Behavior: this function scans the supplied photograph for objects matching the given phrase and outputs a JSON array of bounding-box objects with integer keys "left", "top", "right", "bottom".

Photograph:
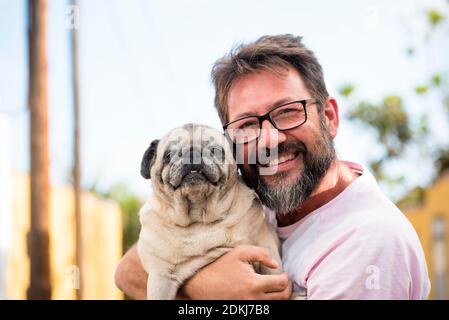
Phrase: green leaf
[
  {"left": 383, "top": 95, "right": 402, "bottom": 107},
  {"left": 415, "top": 85, "right": 428, "bottom": 95},
  {"left": 431, "top": 73, "right": 442, "bottom": 87},
  {"left": 339, "top": 84, "right": 355, "bottom": 97},
  {"left": 427, "top": 9, "right": 445, "bottom": 27}
]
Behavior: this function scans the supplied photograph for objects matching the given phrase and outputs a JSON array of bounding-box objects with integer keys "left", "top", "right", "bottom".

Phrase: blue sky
[{"left": 0, "top": 0, "right": 448, "bottom": 200}]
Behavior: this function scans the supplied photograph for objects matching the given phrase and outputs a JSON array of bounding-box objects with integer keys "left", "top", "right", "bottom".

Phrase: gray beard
[
  {"left": 241, "top": 117, "right": 336, "bottom": 216},
  {"left": 256, "top": 149, "right": 334, "bottom": 215}
]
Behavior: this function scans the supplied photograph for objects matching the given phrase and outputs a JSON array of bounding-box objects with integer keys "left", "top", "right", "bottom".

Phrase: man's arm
[
  {"left": 115, "top": 244, "right": 292, "bottom": 300},
  {"left": 114, "top": 244, "right": 147, "bottom": 300}
]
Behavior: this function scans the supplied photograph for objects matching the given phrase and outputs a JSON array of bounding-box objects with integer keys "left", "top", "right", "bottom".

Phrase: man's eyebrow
[{"left": 232, "top": 97, "right": 295, "bottom": 120}]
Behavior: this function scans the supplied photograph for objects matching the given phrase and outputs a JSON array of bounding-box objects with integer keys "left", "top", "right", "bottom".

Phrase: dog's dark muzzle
[
  {"left": 181, "top": 164, "right": 207, "bottom": 182},
  {"left": 180, "top": 147, "right": 208, "bottom": 183}
]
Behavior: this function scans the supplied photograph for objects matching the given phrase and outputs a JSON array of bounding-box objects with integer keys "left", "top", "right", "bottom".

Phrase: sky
[{"left": 0, "top": 0, "right": 448, "bottom": 200}]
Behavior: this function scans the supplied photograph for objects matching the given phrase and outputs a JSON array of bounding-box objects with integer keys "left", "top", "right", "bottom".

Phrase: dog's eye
[{"left": 164, "top": 150, "right": 173, "bottom": 162}]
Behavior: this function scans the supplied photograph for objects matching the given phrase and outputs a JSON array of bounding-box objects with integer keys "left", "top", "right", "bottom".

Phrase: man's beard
[{"left": 239, "top": 118, "right": 336, "bottom": 215}]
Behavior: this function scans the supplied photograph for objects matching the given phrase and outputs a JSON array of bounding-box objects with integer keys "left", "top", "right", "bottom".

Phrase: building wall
[
  {"left": 403, "top": 173, "right": 449, "bottom": 300},
  {"left": 5, "top": 172, "right": 124, "bottom": 300},
  {"left": 0, "top": 114, "right": 13, "bottom": 299}
]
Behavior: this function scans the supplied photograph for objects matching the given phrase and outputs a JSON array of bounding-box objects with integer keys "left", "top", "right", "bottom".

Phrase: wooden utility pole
[
  {"left": 27, "top": 0, "right": 51, "bottom": 300},
  {"left": 70, "top": 0, "right": 82, "bottom": 300}
]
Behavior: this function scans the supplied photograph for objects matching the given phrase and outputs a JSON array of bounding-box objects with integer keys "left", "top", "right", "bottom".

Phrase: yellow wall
[
  {"left": 402, "top": 172, "right": 449, "bottom": 300},
  {"left": 6, "top": 172, "right": 124, "bottom": 300}
]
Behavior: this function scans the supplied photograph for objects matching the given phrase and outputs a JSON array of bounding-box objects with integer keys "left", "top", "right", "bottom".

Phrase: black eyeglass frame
[{"left": 222, "top": 98, "right": 318, "bottom": 144}]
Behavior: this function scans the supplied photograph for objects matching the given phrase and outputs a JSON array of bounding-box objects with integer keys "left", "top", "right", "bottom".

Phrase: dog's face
[{"left": 141, "top": 124, "right": 238, "bottom": 212}]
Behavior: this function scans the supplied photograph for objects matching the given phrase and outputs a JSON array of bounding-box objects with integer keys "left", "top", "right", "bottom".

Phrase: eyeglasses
[{"left": 223, "top": 98, "right": 318, "bottom": 144}]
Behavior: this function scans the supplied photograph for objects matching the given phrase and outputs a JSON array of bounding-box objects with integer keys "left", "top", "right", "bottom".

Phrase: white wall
[{"left": 0, "top": 113, "right": 13, "bottom": 299}]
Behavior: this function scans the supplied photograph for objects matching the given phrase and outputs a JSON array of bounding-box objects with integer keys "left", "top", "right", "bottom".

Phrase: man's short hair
[{"left": 211, "top": 34, "right": 329, "bottom": 125}]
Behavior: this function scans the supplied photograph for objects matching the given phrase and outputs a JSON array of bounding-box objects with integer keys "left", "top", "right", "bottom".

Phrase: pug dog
[{"left": 137, "top": 123, "right": 282, "bottom": 300}]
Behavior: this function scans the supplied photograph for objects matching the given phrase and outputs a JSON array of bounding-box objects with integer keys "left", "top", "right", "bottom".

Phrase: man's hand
[
  {"left": 181, "top": 245, "right": 292, "bottom": 300},
  {"left": 115, "top": 244, "right": 291, "bottom": 300}
]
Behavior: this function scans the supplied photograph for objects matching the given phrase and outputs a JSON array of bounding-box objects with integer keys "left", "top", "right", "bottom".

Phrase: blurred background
[{"left": 0, "top": 0, "right": 448, "bottom": 300}]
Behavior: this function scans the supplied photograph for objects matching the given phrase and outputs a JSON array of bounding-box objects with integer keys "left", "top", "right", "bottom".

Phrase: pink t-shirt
[{"left": 265, "top": 162, "right": 431, "bottom": 300}]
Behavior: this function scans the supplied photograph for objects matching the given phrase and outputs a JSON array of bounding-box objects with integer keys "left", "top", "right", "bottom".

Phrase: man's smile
[
  {"left": 267, "top": 150, "right": 299, "bottom": 166},
  {"left": 258, "top": 150, "right": 302, "bottom": 173}
]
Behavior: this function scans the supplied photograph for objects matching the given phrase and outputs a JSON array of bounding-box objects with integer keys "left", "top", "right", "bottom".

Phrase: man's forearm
[
  {"left": 115, "top": 245, "right": 147, "bottom": 300},
  {"left": 115, "top": 244, "right": 190, "bottom": 299}
]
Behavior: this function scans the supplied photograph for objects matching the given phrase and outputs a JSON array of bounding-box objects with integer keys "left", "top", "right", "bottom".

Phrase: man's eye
[
  {"left": 239, "top": 121, "right": 258, "bottom": 129},
  {"left": 273, "top": 108, "right": 302, "bottom": 121},
  {"left": 282, "top": 108, "right": 297, "bottom": 113},
  {"left": 278, "top": 108, "right": 299, "bottom": 115}
]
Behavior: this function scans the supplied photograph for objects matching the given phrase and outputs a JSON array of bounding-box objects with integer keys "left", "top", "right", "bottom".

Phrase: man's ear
[
  {"left": 322, "top": 97, "right": 339, "bottom": 139},
  {"left": 141, "top": 139, "right": 160, "bottom": 179}
]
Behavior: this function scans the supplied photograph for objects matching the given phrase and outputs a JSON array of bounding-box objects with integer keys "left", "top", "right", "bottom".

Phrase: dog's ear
[{"left": 141, "top": 139, "right": 160, "bottom": 179}]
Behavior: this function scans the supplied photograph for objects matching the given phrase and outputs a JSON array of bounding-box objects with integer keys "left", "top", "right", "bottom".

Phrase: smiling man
[{"left": 115, "top": 34, "right": 430, "bottom": 300}]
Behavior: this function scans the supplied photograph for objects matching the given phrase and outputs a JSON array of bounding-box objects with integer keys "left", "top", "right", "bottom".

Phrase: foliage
[
  {"left": 340, "top": 3, "right": 449, "bottom": 203},
  {"left": 396, "top": 186, "right": 427, "bottom": 209},
  {"left": 89, "top": 182, "right": 142, "bottom": 253},
  {"left": 339, "top": 84, "right": 355, "bottom": 98},
  {"left": 436, "top": 148, "right": 449, "bottom": 176},
  {"left": 427, "top": 9, "right": 445, "bottom": 27},
  {"left": 106, "top": 183, "right": 142, "bottom": 253},
  {"left": 345, "top": 94, "right": 427, "bottom": 184}
]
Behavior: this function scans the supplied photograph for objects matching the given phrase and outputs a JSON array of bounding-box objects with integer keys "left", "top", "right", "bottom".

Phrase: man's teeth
[{"left": 268, "top": 153, "right": 297, "bottom": 166}]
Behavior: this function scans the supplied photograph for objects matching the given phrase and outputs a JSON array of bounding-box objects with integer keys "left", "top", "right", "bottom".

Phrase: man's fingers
[
  {"left": 255, "top": 272, "right": 290, "bottom": 293},
  {"left": 264, "top": 279, "right": 293, "bottom": 300},
  {"left": 236, "top": 245, "right": 279, "bottom": 269}
]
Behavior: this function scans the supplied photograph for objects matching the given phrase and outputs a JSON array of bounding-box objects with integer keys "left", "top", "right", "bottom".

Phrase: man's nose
[{"left": 258, "top": 120, "right": 286, "bottom": 150}]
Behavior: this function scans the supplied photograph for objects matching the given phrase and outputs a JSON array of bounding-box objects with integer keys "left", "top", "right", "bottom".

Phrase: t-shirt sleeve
[{"left": 305, "top": 219, "right": 431, "bottom": 300}]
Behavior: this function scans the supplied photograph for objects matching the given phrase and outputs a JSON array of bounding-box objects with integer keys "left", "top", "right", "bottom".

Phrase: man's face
[{"left": 227, "top": 66, "right": 337, "bottom": 215}]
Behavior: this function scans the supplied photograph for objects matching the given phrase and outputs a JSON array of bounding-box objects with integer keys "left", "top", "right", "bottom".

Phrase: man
[{"left": 115, "top": 34, "right": 430, "bottom": 299}]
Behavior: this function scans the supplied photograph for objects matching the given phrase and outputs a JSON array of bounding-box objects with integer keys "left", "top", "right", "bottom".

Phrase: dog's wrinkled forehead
[{"left": 161, "top": 124, "right": 226, "bottom": 150}]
